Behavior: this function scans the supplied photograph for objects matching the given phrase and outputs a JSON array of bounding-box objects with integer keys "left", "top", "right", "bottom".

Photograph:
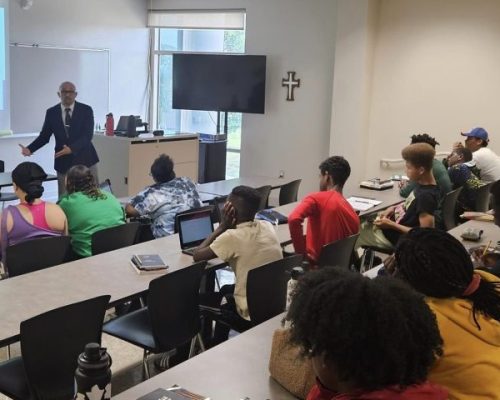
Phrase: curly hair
[
  {"left": 395, "top": 228, "right": 500, "bottom": 328},
  {"left": 410, "top": 133, "right": 440, "bottom": 148},
  {"left": 151, "top": 154, "right": 176, "bottom": 183},
  {"left": 65, "top": 165, "right": 105, "bottom": 200},
  {"left": 318, "top": 156, "right": 351, "bottom": 187},
  {"left": 11, "top": 162, "right": 47, "bottom": 204},
  {"left": 287, "top": 268, "right": 443, "bottom": 391}
]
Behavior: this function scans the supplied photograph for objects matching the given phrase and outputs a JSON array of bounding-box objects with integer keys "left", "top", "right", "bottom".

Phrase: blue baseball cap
[{"left": 461, "top": 127, "right": 489, "bottom": 142}]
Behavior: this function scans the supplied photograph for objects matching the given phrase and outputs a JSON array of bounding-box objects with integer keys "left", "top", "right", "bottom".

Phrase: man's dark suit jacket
[{"left": 27, "top": 101, "right": 99, "bottom": 173}]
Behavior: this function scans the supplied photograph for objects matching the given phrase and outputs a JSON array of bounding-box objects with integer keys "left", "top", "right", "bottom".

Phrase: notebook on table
[{"left": 178, "top": 209, "right": 215, "bottom": 256}]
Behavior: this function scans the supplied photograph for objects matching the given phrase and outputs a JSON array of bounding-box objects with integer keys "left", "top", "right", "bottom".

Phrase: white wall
[
  {"left": 2, "top": 0, "right": 149, "bottom": 177},
  {"left": 152, "top": 0, "right": 338, "bottom": 194},
  {"left": 329, "top": 0, "right": 379, "bottom": 194},
  {"left": 9, "top": 0, "right": 149, "bottom": 127},
  {"left": 364, "top": 0, "right": 500, "bottom": 178}
]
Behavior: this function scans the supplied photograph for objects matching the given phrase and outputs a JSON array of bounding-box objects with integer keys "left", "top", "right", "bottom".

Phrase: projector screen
[{"left": 0, "top": 0, "right": 9, "bottom": 131}]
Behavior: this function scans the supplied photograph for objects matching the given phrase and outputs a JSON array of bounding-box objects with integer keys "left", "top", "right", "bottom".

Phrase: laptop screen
[{"left": 178, "top": 210, "right": 214, "bottom": 249}]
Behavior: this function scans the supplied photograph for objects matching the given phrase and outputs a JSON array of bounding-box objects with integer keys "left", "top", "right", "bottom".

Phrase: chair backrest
[
  {"left": 148, "top": 262, "right": 206, "bottom": 351},
  {"left": 98, "top": 178, "right": 113, "bottom": 194},
  {"left": 317, "top": 233, "right": 360, "bottom": 269},
  {"left": 474, "top": 182, "right": 493, "bottom": 212},
  {"left": 0, "top": 160, "right": 4, "bottom": 173},
  {"left": 247, "top": 254, "right": 303, "bottom": 326},
  {"left": 173, "top": 205, "right": 214, "bottom": 234},
  {"left": 20, "top": 295, "right": 110, "bottom": 400},
  {"left": 91, "top": 222, "right": 140, "bottom": 255},
  {"left": 213, "top": 196, "right": 228, "bottom": 223},
  {"left": 441, "top": 187, "right": 463, "bottom": 230},
  {"left": 255, "top": 185, "right": 272, "bottom": 211},
  {"left": 279, "top": 179, "right": 302, "bottom": 206},
  {"left": 6, "top": 236, "right": 72, "bottom": 277}
]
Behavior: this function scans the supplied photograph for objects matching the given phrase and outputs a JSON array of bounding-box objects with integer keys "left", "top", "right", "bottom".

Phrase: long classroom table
[
  {"left": 0, "top": 234, "right": 199, "bottom": 347},
  {"left": 197, "top": 176, "right": 299, "bottom": 197},
  {"left": 113, "top": 314, "right": 296, "bottom": 400},
  {"left": 0, "top": 172, "right": 57, "bottom": 188},
  {"left": 0, "top": 187, "right": 403, "bottom": 347}
]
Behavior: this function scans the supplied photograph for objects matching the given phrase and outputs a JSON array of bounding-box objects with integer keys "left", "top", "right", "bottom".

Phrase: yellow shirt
[
  {"left": 427, "top": 270, "right": 500, "bottom": 400},
  {"left": 210, "top": 220, "right": 283, "bottom": 320}
]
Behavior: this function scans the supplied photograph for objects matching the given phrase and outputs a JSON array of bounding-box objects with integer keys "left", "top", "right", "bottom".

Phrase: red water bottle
[{"left": 105, "top": 113, "right": 114, "bottom": 136}]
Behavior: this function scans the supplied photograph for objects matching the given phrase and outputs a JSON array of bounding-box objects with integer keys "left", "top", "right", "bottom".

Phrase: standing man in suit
[{"left": 19, "top": 81, "right": 99, "bottom": 196}]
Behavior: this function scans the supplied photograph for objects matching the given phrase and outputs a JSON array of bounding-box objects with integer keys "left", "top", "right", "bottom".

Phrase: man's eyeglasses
[{"left": 60, "top": 90, "right": 76, "bottom": 94}]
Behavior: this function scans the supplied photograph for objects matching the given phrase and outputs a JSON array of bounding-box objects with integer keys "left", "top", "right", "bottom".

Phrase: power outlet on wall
[{"left": 278, "top": 170, "right": 285, "bottom": 178}]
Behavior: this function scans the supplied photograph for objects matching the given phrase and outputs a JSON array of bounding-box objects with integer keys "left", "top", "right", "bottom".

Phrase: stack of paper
[{"left": 347, "top": 196, "right": 382, "bottom": 212}]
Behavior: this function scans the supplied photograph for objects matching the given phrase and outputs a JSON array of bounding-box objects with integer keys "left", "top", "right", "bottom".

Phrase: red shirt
[{"left": 288, "top": 191, "right": 359, "bottom": 263}]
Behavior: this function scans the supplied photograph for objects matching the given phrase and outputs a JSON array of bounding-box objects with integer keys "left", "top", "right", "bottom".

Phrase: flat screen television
[{"left": 172, "top": 54, "right": 266, "bottom": 114}]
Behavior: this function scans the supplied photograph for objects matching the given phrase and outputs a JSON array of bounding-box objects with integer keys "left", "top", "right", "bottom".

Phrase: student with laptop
[
  {"left": 125, "top": 154, "right": 202, "bottom": 238},
  {"left": 193, "top": 185, "right": 283, "bottom": 346}
]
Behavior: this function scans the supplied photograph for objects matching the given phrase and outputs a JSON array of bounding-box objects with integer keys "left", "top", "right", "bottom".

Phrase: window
[{"left": 150, "top": 11, "right": 246, "bottom": 179}]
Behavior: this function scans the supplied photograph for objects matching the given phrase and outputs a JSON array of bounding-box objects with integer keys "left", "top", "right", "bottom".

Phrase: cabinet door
[{"left": 128, "top": 138, "right": 199, "bottom": 195}]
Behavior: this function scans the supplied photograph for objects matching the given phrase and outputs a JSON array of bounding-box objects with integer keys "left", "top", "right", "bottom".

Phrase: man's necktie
[{"left": 64, "top": 108, "right": 71, "bottom": 136}]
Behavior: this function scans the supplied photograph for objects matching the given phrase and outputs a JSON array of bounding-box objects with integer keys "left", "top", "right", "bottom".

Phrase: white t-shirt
[
  {"left": 210, "top": 220, "right": 283, "bottom": 320},
  {"left": 473, "top": 147, "right": 500, "bottom": 183}
]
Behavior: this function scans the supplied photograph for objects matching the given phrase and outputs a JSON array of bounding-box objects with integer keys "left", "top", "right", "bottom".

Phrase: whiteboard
[{"left": 10, "top": 44, "right": 109, "bottom": 133}]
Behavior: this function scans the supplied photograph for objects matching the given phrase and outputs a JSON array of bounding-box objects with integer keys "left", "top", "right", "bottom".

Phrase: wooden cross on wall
[{"left": 282, "top": 71, "right": 301, "bottom": 101}]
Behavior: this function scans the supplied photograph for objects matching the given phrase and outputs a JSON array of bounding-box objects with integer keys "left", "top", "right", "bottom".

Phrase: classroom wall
[
  {"left": 363, "top": 0, "right": 500, "bottom": 179},
  {"left": 9, "top": 0, "right": 149, "bottom": 127},
  {"left": 151, "top": 0, "right": 337, "bottom": 195}
]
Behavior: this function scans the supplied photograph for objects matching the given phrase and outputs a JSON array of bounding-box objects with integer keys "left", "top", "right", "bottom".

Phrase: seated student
[
  {"left": 393, "top": 228, "right": 500, "bottom": 400},
  {"left": 446, "top": 147, "right": 482, "bottom": 214},
  {"left": 399, "top": 134, "right": 452, "bottom": 198},
  {"left": 0, "top": 162, "right": 67, "bottom": 269},
  {"left": 58, "top": 165, "right": 125, "bottom": 257},
  {"left": 287, "top": 268, "right": 448, "bottom": 400},
  {"left": 357, "top": 143, "right": 440, "bottom": 250},
  {"left": 125, "top": 154, "right": 202, "bottom": 238},
  {"left": 454, "top": 127, "right": 500, "bottom": 183},
  {"left": 193, "top": 185, "right": 283, "bottom": 345},
  {"left": 288, "top": 156, "right": 359, "bottom": 265}
]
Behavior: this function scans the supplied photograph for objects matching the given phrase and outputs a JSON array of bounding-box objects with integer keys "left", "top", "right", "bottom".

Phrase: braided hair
[
  {"left": 65, "top": 165, "right": 105, "bottom": 200},
  {"left": 287, "top": 268, "right": 443, "bottom": 391},
  {"left": 395, "top": 228, "right": 500, "bottom": 328},
  {"left": 11, "top": 162, "right": 47, "bottom": 204}
]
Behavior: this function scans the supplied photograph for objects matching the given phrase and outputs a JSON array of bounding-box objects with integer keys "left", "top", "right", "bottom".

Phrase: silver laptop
[{"left": 177, "top": 209, "right": 214, "bottom": 256}]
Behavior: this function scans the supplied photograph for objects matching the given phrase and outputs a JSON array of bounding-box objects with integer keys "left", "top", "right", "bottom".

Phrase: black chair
[
  {"left": 441, "top": 187, "right": 463, "bottom": 230},
  {"left": 98, "top": 178, "right": 113, "bottom": 194},
  {"left": 91, "top": 221, "right": 140, "bottom": 255},
  {"left": 255, "top": 185, "right": 272, "bottom": 211},
  {"left": 103, "top": 262, "right": 206, "bottom": 378},
  {"left": 474, "top": 182, "right": 493, "bottom": 212},
  {"left": 173, "top": 205, "right": 214, "bottom": 234},
  {"left": 279, "top": 179, "right": 302, "bottom": 206},
  {"left": 0, "top": 295, "right": 110, "bottom": 400},
  {"left": 0, "top": 160, "right": 17, "bottom": 210},
  {"left": 213, "top": 196, "right": 228, "bottom": 223},
  {"left": 5, "top": 235, "right": 72, "bottom": 278},
  {"left": 247, "top": 254, "right": 303, "bottom": 326},
  {"left": 317, "top": 233, "right": 360, "bottom": 269},
  {"left": 204, "top": 255, "right": 303, "bottom": 336}
]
